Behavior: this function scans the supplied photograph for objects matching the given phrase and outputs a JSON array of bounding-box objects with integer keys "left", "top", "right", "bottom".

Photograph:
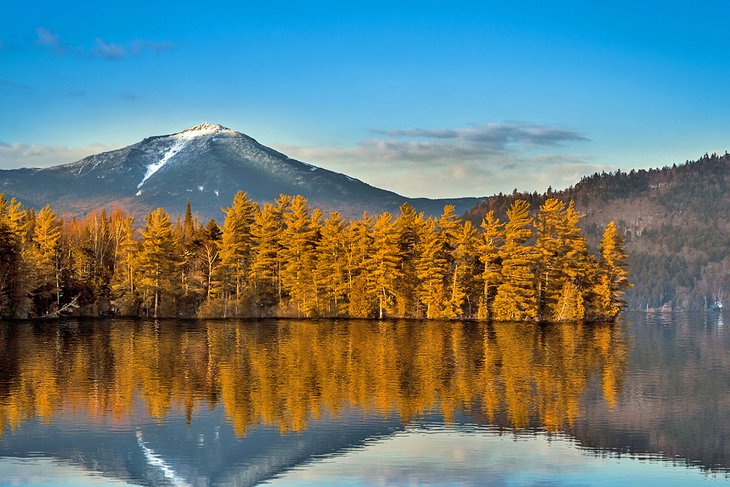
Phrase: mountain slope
[
  {"left": 465, "top": 152, "right": 730, "bottom": 310},
  {"left": 0, "top": 123, "right": 483, "bottom": 220}
]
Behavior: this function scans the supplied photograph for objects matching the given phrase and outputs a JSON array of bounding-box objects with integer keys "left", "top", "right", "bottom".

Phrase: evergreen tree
[
  {"left": 451, "top": 220, "right": 480, "bottom": 318},
  {"left": 315, "top": 212, "right": 349, "bottom": 316},
  {"left": 534, "top": 199, "right": 594, "bottom": 320},
  {"left": 0, "top": 195, "right": 31, "bottom": 318},
  {"left": 591, "top": 221, "right": 631, "bottom": 319},
  {"left": 438, "top": 205, "right": 462, "bottom": 318},
  {"left": 111, "top": 216, "right": 139, "bottom": 315},
  {"left": 478, "top": 211, "right": 503, "bottom": 319},
  {"left": 211, "top": 192, "right": 258, "bottom": 317},
  {"left": 493, "top": 200, "right": 538, "bottom": 321},
  {"left": 31, "top": 205, "right": 62, "bottom": 313},
  {"left": 280, "top": 195, "right": 318, "bottom": 316},
  {"left": 416, "top": 218, "right": 451, "bottom": 319},
  {"left": 393, "top": 203, "right": 423, "bottom": 317},
  {"left": 346, "top": 214, "right": 374, "bottom": 318},
  {"left": 555, "top": 202, "right": 595, "bottom": 321},
  {"left": 183, "top": 199, "right": 195, "bottom": 242},
  {"left": 367, "top": 213, "right": 400, "bottom": 319},
  {"left": 0, "top": 210, "right": 20, "bottom": 317},
  {"left": 137, "top": 208, "right": 178, "bottom": 318},
  {"left": 250, "top": 203, "right": 284, "bottom": 314}
]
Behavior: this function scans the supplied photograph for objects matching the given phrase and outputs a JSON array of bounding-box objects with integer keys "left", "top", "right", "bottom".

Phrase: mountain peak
[{"left": 177, "top": 123, "right": 233, "bottom": 137}]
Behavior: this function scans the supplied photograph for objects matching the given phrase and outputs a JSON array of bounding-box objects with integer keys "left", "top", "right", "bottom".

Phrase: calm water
[{"left": 0, "top": 313, "right": 728, "bottom": 486}]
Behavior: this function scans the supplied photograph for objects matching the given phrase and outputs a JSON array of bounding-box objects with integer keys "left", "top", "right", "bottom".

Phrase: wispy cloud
[
  {"left": 35, "top": 27, "right": 69, "bottom": 55},
  {"left": 91, "top": 38, "right": 126, "bottom": 60},
  {"left": 0, "top": 142, "right": 112, "bottom": 169},
  {"left": 278, "top": 122, "right": 608, "bottom": 198},
  {"left": 120, "top": 92, "right": 140, "bottom": 100},
  {"left": 0, "top": 79, "right": 33, "bottom": 91},
  {"left": 374, "top": 122, "right": 588, "bottom": 149},
  {"left": 90, "top": 37, "right": 173, "bottom": 60},
  {"left": 35, "top": 27, "right": 173, "bottom": 61}
]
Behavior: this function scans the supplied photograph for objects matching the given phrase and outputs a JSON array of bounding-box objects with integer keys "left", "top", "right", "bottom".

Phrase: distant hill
[
  {"left": 0, "top": 123, "right": 483, "bottom": 220},
  {"left": 465, "top": 152, "right": 730, "bottom": 311}
]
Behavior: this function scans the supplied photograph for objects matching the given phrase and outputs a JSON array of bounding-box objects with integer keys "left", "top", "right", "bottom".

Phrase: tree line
[{"left": 0, "top": 192, "right": 629, "bottom": 321}]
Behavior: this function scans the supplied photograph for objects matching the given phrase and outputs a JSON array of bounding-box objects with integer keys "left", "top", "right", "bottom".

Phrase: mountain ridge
[{"left": 0, "top": 123, "right": 484, "bottom": 220}]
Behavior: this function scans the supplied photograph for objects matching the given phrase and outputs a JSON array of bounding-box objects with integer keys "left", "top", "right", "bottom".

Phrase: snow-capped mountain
[{"left": 0, "top": 123, "right": 483, "bottom": 220}]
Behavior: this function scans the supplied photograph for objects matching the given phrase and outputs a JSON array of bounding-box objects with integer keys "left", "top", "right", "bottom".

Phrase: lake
[{"left": 0, "top": 313, "right": 728, "bottom": 486}]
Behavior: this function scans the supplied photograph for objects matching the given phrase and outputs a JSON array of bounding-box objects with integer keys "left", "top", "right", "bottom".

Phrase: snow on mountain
[
  {"left": 0, "top": 123, "right": 484, "bottom": 220},
  {"left": 138, "top": 123, "right": 237, "bottom": 189}
]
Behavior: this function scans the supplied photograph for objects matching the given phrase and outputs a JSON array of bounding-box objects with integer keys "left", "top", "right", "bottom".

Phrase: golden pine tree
[
  {"left": 535, "top": 199, "right": 595, "bottom": 321},
  {"left": 5, "top": 197, "right": 32, "bottom": 243},
  {"left": 111, "top": 216, "right": 139, "bottom": 315},
  {"left": 315, "top": 212, "right": 349, "bottom": 316},
  {"left": 175, "top": 200, "right": 206, "bottom": 315},
  {"left": 0, "top": 197, "right": 21, "bottom": 317},
  {"left": 393, "top": 203, "right": 423, "bottom": 317},
  {"left": 280, "top": 195, "right": 318, "bottom": 316},
  {"left": 416, "top": 218, "right": 450, "bottom": 319},
  {"left": 555, "top": 201, "right": 595, "bottom": 321},
  {"left": 493, "top": 200, "right": 538, "bottom": 321},
  {"left": 346, "top": 214, "right": 374, "bottom": 318},
  {"left": 367, "top": 213, "right": 400, "bottom": 319},
  {"left": 137, "top": 208, "right": 178, "bottom": 318},
  {"left": 0, "top": 195, "right": 32, "bottom": 318},
  {"left": 535, "top": 198, "right": 567, "bottom": 318},
  {"left": 438, "top": 205, "right": 462, "bottom": 318},
  {"left": 451, "top": 220, "right": 480, "bottom": 318},
  {"left": 591, "top": 221, "right": 630, "bottom": 319},
  {"left": 478, "top": 210, "right": 503, "bottom": 319},
  {"left": 211, "top": 192, "right": 258, "bottom": 316},
  {"left": 31, "top": 205, "right": 62, "bottom": 313},
  {"left": 250, "top": 202, "right": 284, "bottom": 314}
]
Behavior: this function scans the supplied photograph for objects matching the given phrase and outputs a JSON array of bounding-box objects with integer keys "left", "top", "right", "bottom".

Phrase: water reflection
[
  {"left": 1, "top": 316, "right": 729, "bottom": 485},
  {"left": 0, "top": 320, "right": 626, "bottom": 438}
]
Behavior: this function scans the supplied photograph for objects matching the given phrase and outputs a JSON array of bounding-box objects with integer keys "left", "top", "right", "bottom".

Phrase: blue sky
[{"left": 1, "top": 1, "right": 729, "bottom": 198}]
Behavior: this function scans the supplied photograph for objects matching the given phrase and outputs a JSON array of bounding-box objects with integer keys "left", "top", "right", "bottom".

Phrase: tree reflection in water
[{"left": 0, "top": 319, "right": 627, "bottom": 438}]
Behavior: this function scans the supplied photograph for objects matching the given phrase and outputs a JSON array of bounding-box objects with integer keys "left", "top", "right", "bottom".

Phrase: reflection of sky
[
  {"left": 267, "top": 426, "right": 726, "bottom": 487},
  {"left": 0, "top": 458, "right": 135, "bottom": 487},
  {"left": 4, "top": 426, "right": 724, "bottom": 487}
]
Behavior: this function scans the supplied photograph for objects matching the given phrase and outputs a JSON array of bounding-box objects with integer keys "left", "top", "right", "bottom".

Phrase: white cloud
[
  {"left": 0, "top": 142, "right": 112, "bottom": 169},
  {"left": 276, "top": 122, "right": 608, "bottom": 198}
]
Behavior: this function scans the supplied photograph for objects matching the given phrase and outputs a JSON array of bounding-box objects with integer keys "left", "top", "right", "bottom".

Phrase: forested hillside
[
  {"left": 0, "top": 192, "right": 628, "bottom": 321},
  {"left": 466, "top": 152, "right": 730, "bottom": 310}
]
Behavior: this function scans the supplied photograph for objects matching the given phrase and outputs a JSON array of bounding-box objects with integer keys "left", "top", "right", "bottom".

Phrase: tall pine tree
[
  {"left": 211, "top": 192, "right": 258, "bottom": 317},
  {"left": 478, "top": 211, "right": 503, "bottom": 319},
  {"left": 137, "top": 208, "right": 178, "bottom": 318},
  {"left": 591, "top": 221, "right": 630, "bottom": 319},
  {"left": 493, "top": 200, "right": 538, "bottom": 321}
]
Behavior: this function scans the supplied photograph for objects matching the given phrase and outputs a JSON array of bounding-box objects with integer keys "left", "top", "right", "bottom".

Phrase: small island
[{"left": 0, "top": 192, "right": 628, "bottom": 321}]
